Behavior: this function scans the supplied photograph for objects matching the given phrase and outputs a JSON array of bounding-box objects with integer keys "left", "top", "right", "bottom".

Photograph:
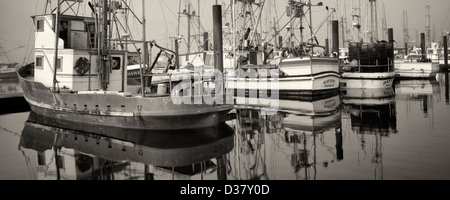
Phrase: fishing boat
[
  {"left": 0, "top": 42, "right": 21, "bottom": 79},
  {"left": 17, "top": 0, "right": 233, "bottom": 131},
  {"left": 340, "top": 41, "right": 396, "bottom": 89},
  {"left": 0, "top": 78, "right": 29, "bottom": 115},
  {"left": 225, "top": 0, "right": 340, "bottom": 98},
  {"left": 19, "top": 111, "right": 234, "bottom": 180},
  {"left": 0, "top": 63, "right": 18, "bottom": 79},
  {"left": 394, "top": 54, "right": 439, "bottom": 79}
]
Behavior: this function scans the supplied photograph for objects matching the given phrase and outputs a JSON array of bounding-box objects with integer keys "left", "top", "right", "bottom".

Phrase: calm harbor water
[{"left": 1, "top": 73, "right": 450, "bottom": 180}]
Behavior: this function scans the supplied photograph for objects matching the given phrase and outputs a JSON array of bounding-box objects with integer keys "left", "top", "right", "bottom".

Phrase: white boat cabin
[{"left": 32, "top": 14, "right": 126, "bottom": 92}]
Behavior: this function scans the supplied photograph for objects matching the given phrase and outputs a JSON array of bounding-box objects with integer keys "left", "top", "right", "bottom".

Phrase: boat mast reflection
[
  {"left": 232, "top": 95, "right": 342, "bottom": 180},
  {"left": 19, "top": 112, "right": 235, "bottom": 180},
  {"left": 342, "top": 87, "right": 397, "bottom": 180}
]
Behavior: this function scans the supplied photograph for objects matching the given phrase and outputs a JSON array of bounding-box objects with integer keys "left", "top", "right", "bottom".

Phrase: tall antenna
[
  {"left": 425, "top": 5, "right": 431, "bottom": 47},
  {"left": 369, "top": 0, "right": 378, "bottom": 42},
  {"left": 402, "top": 10, "right": 409, "bottom": 45},
  {"left": 381, "top": 3, "right": 387, "bottom": 41},
  {"left": 351, "top": 0, "right": 361, "bottom": 41}
]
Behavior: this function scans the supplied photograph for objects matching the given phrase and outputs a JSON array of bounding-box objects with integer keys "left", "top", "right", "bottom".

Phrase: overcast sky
[{"left": 1, "top": 0, "right": 449, "bottom": 65}]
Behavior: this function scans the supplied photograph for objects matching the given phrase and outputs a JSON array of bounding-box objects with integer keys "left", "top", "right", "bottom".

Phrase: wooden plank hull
[
  {"left": 228, "top": 57, "right": 340, "bottom": 97},
  {"left": 395, "top": 61, "right": 439, "bottom": 79},
  {"left": 0, "top": 71, "right": 17, "bottom": 79},
  {"left": 18, "top": 67, "right": 233, "bottom": 130},
  {"left": 341, "top": 72, "right": 395, "bottom": 89}
]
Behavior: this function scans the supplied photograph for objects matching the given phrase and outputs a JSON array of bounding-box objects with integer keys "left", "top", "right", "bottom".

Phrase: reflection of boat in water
[
  {"left": 342, "top": 87, "right": 397, "bottom": 135},
  {"left": 395, "top": 78, "right": 440, "bottom": 118},
  {"left": 342, "top": 87, "right": 396, "bottom": 105},
  {"left": 231, "top": 94, "right": 342, "bottom": 180},
  {"left": 395, "top": 79, "right": 440, "bottom": 98},
  {"left": 0, "top": 78, "right": 29, "bottom": 115},
  {"left": 19, "top": 112, "right": 234, "bottom": 180},
  {"left": 341, "top": 87, "right": 397, "bottom": 180}
]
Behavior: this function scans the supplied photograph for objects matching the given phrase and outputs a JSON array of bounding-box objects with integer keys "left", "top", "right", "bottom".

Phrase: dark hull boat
[
  {"left": 18, "top": 1, "right": 233, "bottom": 131},
  {"left": 18, "top": 64, "right": 231, "bottom": 131}
]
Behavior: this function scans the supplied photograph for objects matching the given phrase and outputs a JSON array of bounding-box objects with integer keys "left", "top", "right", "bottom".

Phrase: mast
[
  {"left": 425, "top": 5, "right": 431, "bottom": 48},
  {"left": 101, "top": 0, "right": 109, "bottom": 91},
  {"left": 351, "top": 0, "right": 361, "bottom": 41},
  {"left": 369, "top": 0, "right": 378, "bottom": 42},
  {"left": 402, "top": 10, "right": 409, "bottom": 48},
  {"left": 309, "top": 0, "right": 313, "bottom": 54},
  {"left": 53, "top": 0, "right": 61, "bottom": 92},
  {"left": 381, "top": 3, "right": 387, "bottom": 41}
]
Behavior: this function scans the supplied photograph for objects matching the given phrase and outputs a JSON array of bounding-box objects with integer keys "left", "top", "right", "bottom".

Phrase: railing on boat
[{"left": 341, "top": 59, "right": 395, "bottom": 73}]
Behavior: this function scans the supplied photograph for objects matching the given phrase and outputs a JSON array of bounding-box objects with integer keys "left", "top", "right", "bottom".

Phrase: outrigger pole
[{"left": 53, "top": 0, "right": 61, "bottom": 92}]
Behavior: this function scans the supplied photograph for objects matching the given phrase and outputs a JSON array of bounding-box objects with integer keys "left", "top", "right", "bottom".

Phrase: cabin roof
[{"left": 31, "top": 13, "right": 95, "bottom": 22}]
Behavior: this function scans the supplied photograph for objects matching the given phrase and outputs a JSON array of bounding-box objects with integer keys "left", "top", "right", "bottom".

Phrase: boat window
[
  {"left": 36, "top": 56, "right": 44, "bottom": 70},
  {"left": 37, "top": 152, "right": 46, "bottom": 166},
  {"left": 36, "top": 19, "right": 44, "bottom": 32},
  {"left": 87, "top": 23, "right": 97, "bottom": 48},
  {"left": 57, "top": 57, "right": 63, "bottom": 72},
  {"left": 59, "top": 20, "right": 69, "bottom": 48},
  {"left": 205, "top": 54, "right": 214, "bottom": 67},
  {"left": 112, "top": 57, "right": 121, "bottom": 70}
]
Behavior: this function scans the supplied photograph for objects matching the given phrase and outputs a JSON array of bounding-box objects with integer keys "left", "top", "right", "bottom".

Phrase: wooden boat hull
[
  {"left": 395, "top": 61, "right": 439, "bottom": 79},
  {"left": 0, "top": 71, "right": 17, "bottom": 79},
  {"left": 17, "top": 67, "right": 233, "bottom": 130},
  {"left": 340, "top": 72, "right": 395, "bottom": 89},
  {"left": 227, "top": 57, "right": 340, "bottom": 97}
]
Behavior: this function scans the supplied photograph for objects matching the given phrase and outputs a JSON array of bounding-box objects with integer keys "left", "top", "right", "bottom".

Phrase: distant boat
[
  {"left": 0, "top": 42, "right": 22, "bottom": 79},
  {"left": 17, "top": 0, "right": 233, "bottom": 130},
  {"left": 0, "top": 78, "right": 29, "bottom": 115},
  {"left": 0, "top": 63, "right": 18, "bottom": 79},
  {"left": 394, "top": 54, "right": 439, "bottom": 79}
]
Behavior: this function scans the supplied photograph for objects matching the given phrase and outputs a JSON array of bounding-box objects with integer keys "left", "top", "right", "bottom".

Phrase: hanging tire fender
[{"left": 74, "top": 57, "right": 90, "bottom": 75}]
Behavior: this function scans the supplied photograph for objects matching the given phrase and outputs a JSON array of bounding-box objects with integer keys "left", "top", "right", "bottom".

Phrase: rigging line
[
  {"left": 0, "top": 126, "right": 20, "bottom": 137},
  {"left": 264, "top": 11, "right": 296, "bottom": 43},
  {"left": 0, "top": 38, "right": 23, "bottom": 47},
  {"left": 159, "top": 0, "right": 169, "bottom": 39}
]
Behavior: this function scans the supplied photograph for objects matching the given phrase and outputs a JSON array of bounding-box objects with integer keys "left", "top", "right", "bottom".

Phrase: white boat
[
  {"left": 341, "top": 42, "right": 396, "bottom": 89},
  {"left": 227, "top": 56, "right": 340, "bottom": 97},
  {"left": 0, "top": 63, "right": 18, "bottom": 79},
  {"left": 17, "top": 0, "right": 233, "bottom": 131},
  {"left": 226, "top": 0, "right": 340, "bottom": 99},
  {"left": 394, "top": 56, "right": 439, "bottom": 79}
]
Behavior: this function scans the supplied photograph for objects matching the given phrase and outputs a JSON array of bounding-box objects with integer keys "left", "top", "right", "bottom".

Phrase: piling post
[
  {"left": 388, "top": 28, "right": 394, "bottom": 43},
  {"left": 203, "top": 32, "right": 209, "bottom": 60},
  {"left": 174, "top": 38, "right": 180, "bottom": 70},
  {"left": 444, "top": 35, "right": 448, "bottom": 71},
  {"left": 203, "top": 32, "right": 209, "bottom": 51},
  {"left": 332, "top": 20, "right": 339, "bottom": 58},
  {"left": 213, "top": 5, "right": 223, "bottom": 73},
  {"left": 216, "top": 156, "right": 227, "bottom": 180},
  {"left": 421, "top": 33, "right": 426, "bottom": 61},
  {"left": 278, "top": 36, "right": 283, "bottom": 49}
]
